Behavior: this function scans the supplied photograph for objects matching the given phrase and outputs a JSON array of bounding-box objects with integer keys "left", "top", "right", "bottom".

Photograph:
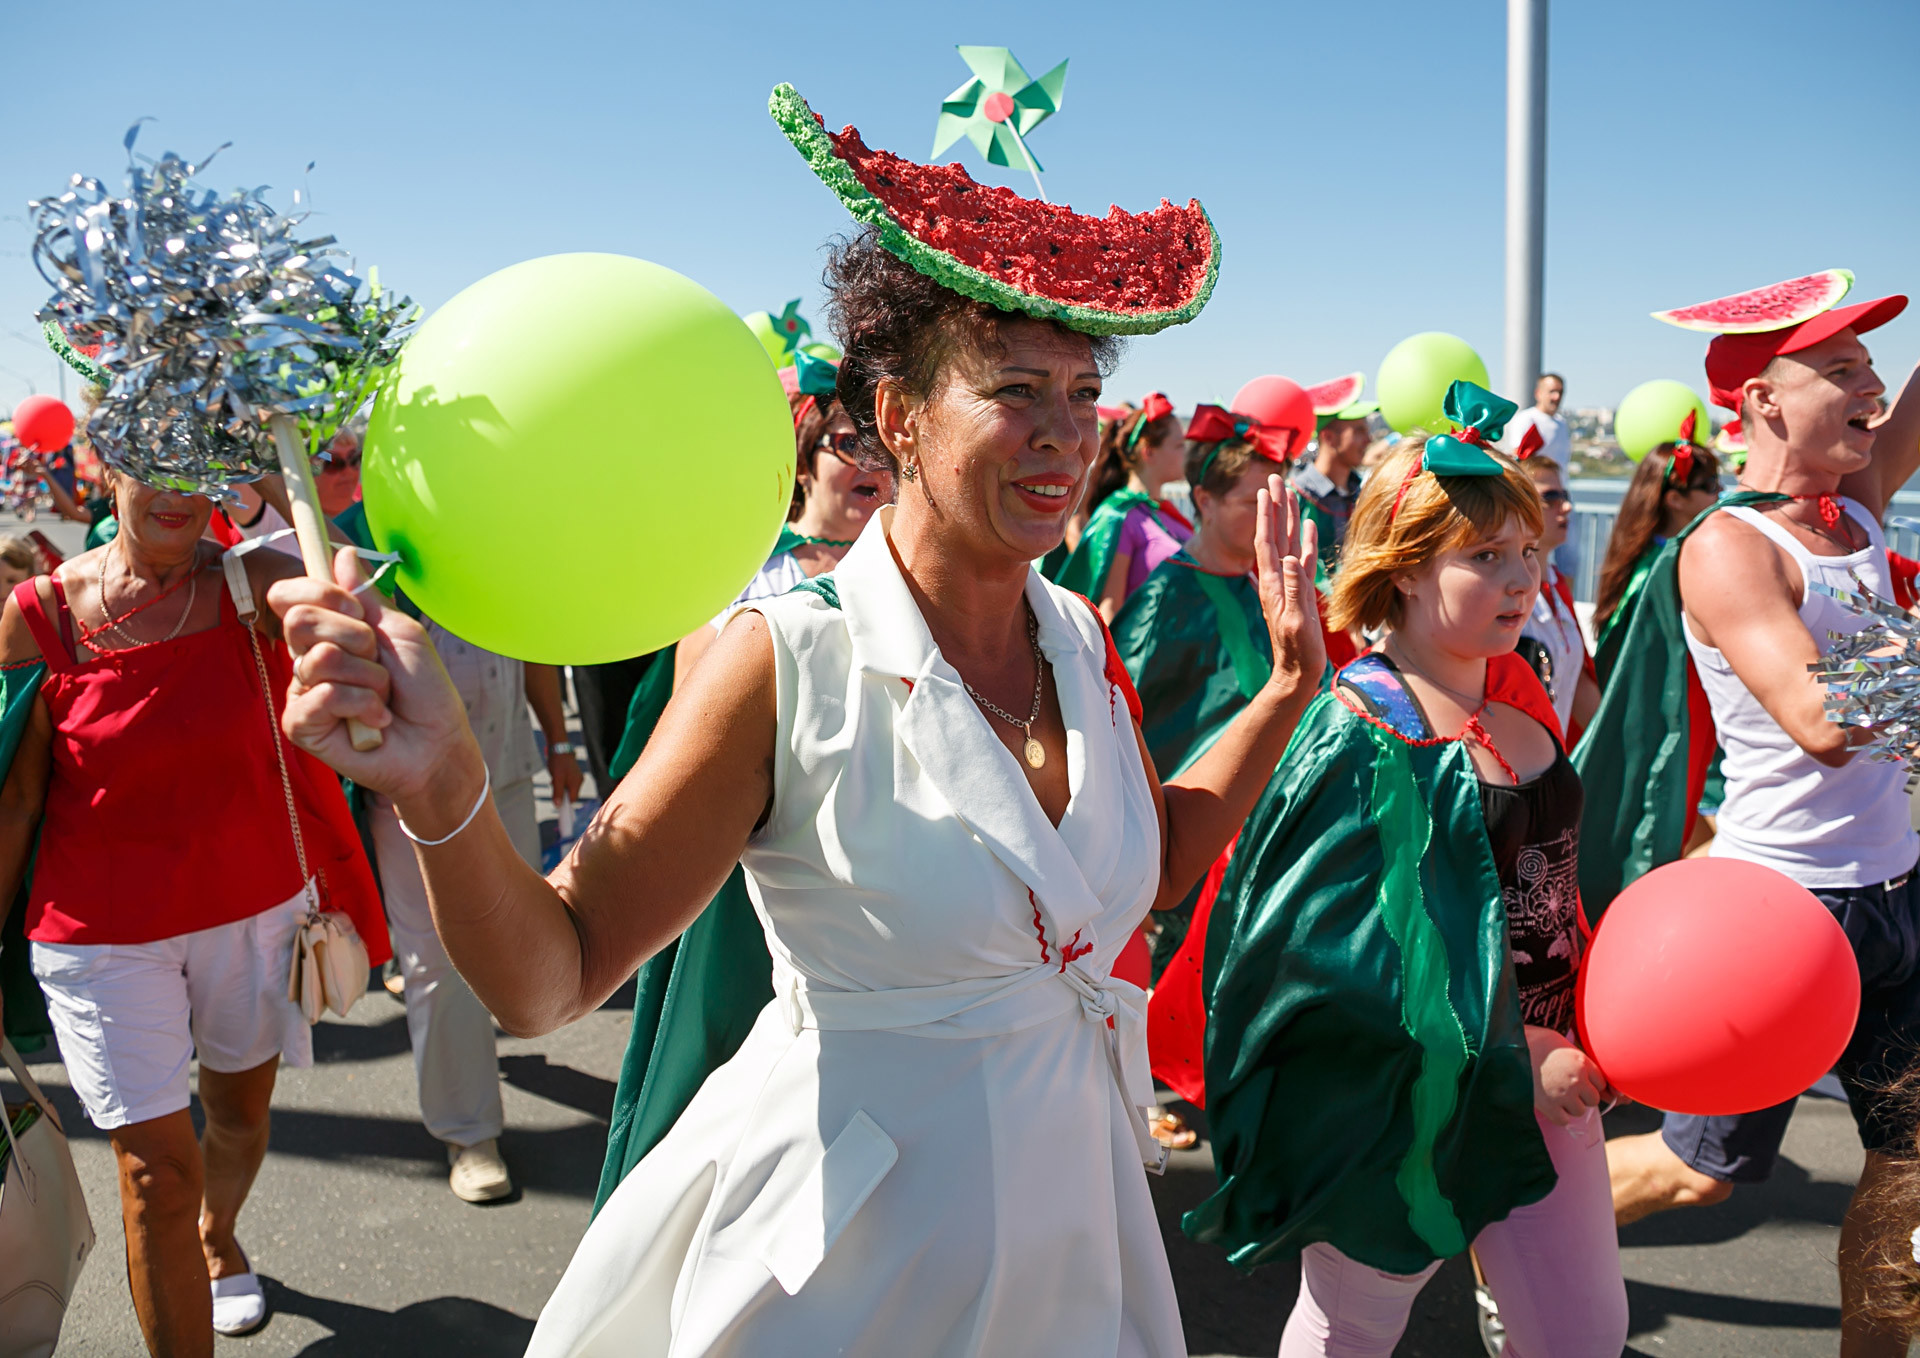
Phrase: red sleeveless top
[{"left": 14, "top": 571, "right": 389, "bottom": 959}]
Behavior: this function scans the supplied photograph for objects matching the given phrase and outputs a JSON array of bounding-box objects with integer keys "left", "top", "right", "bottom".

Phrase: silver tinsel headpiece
[
  {"left": 1811, "top": 573, "right": 1920, "bottom": 778},
  {"left": 30, "top": 125, "right": 413, "bottom": 497}
]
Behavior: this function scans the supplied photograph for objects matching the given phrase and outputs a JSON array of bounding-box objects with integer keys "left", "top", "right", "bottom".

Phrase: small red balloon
[
  {"left": 1576, "top": 859, "right": 1859, "bottom": 1116},
  {"left": 1230, "top": 376, "right": 1315, "bottom": 461},
  {"left": 12, "top": 396, "right": 75, "bottom": 454}
]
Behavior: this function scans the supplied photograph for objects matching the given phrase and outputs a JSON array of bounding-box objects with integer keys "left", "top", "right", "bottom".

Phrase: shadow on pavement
[
  {"left": 311, "top": 1010, "right": 414, "bottom": 1063},
  {"left": 263, "top": 1278, "right": 535, "bottom": 1356},
  {"left": 1626, "top": 1278, "right": 1840, "bottom": 1334},
  {"left": 500, "top": 1053, "right": 616, "bottom": 1123}
]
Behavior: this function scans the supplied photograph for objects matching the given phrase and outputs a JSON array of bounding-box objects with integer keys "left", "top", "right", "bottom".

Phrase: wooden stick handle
[{"left": 269, "top": 415, "right": 384, "bottom": 752}]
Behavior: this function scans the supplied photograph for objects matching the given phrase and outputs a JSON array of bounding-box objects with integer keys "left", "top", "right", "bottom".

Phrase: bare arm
[
  {"left": 673, "top": 622, "right": 718, "bottom": 691},
  {"left": 1679, "top": 514, "right": 1850, "bottom": 766},
  {"left": 270, "top": 550, "right": 776, "bottom": 1036},
  {"left": 1096, "top": 547, "right": 1132, "bottom": 624},
  {"left": 1843, "top": 358, "right": 1920, "bottom": 517},
  {"left": 1139, "top": 476, "right": 1324, "bottom": 909},
  {"left": 523, "top": 662, "right": 583, "bottom": 804},
  {"left": 1571, "top": 669, "right": 1601, "bottom": 733},
  {"left": 23, "top": 459, "right": 88, "bottom": 525}
]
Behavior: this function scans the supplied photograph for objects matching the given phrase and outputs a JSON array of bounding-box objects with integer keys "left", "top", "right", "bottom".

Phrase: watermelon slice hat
[
  {"left": 770, "top": 83, "right": 1220, "bottom": 336},
  {"left": 1304, "top": 371, "right": 1379, "bottom": 429},
  {"left": 1653, "top": 268, "right": 1908, "bottom": 411}
]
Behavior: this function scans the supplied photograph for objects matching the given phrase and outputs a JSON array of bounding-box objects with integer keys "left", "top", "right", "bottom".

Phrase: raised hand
[
  {"left": 1252, "top": 472, "right": 1328, "bottom": 703},
  {"left": 268, "top": 548, "right": 481, "bottom": 815}
]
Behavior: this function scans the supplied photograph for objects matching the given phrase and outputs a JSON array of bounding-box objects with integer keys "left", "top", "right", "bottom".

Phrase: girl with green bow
[{"left": 1185, "top": 382, "right": 1629, "bottom": 1358}]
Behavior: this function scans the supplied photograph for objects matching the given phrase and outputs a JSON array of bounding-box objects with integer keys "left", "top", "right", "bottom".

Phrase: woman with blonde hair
[{"left": 1187, "top": 382, "right": 1628, "bottom": 1358}]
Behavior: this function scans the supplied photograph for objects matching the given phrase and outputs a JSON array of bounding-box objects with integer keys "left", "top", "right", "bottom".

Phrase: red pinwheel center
[
  {"left": 782, "top": 320, "right": 800, "bottom": 334},
  {"left": 982, "top": 91, "right": 1016, "bottom": 123}
]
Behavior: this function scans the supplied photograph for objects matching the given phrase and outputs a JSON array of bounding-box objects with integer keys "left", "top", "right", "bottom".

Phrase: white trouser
[{"left": 370, "top": 777, "right": 540, "bottom": 1148}]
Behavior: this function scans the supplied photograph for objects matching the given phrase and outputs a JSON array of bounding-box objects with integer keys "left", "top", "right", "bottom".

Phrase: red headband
[
  {"left": 1513, "top": 423, "right": 1544, "bottom": 460},
  {"left": 1665, "top": 410, "right": 1698, "bottom": 484},
  {"left": 1186, "top": 404, "right": 1295, "bottom": 464}
]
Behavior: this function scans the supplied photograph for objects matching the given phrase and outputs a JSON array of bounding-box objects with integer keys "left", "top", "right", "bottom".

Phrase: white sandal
[{"left": 210, "top": 1247, "right": 269, "bottom": 1336}]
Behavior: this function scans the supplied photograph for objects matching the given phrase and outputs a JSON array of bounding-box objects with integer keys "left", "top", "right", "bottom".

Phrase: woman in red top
[{"left": 0, "top": 472, "right": 386, "bottom": 1355}]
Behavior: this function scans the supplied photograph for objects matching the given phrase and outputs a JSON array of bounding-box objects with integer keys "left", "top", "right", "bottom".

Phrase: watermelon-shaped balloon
[
  {"left": 1651, "top": 269, "right": 1852, "bottom": 335},
  {"left": 1304, "top": 372, "right": 1365, "bottom": 417},
  {"left": 770, "top": 84, "right": 1218, "bottom": 336}
]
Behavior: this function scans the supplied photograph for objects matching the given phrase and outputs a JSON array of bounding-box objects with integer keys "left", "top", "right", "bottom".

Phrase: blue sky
[{"left": 3, "top": 0, "right": 1916, "bottom": 416}]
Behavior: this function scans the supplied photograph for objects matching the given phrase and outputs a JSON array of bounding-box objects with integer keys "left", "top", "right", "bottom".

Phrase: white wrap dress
[{"left": 528, "top": 507, "right": 1185, "bottom": 1356}]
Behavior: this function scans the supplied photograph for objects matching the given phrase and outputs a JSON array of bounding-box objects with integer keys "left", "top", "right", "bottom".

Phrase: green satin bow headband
[{"left": 1387, "top": 380, "right": 1519, "bottom": 520}]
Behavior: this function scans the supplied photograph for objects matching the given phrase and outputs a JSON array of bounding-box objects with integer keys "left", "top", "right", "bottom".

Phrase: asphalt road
[{"left": 4, "top": 511, "right": 1872, "bottom": 1356}]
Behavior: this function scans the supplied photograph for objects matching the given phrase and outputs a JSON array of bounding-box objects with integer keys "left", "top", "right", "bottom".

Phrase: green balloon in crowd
[
  {"left": 1376, "top": 332, "right": 1490, "bottom": 434},
  {"left": 363, "top": 252, "right": 794, "bottom": 663},
  {"left": 1613, "top": 379, "right": 1711, "bottom": 462}
]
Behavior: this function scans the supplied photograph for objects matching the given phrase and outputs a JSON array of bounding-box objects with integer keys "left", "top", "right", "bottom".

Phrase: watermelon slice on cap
[
  {"left": 1652, "top": 269, "right": 1853, "bottom": 334},
  {"left": 770, "top": 83, "right": 1219, "bottom": 336},
  {"left": 1304, "top": 372, "right": 1365, "bottom": 416}
]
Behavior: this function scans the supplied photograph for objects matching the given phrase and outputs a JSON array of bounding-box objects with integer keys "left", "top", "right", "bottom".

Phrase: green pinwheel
[{"left": 931, "top": 45, "right": 1068, "bottom": 201}]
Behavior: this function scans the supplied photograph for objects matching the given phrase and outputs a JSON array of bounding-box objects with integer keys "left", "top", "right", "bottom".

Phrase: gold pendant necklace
[{"left": 963, "top": 602, "right": 1048, "bottom": 770}]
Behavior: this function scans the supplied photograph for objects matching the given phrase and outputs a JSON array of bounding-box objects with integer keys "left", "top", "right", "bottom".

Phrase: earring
[{"left": 900, "top": 458, "right": 918, "bottom": 482}]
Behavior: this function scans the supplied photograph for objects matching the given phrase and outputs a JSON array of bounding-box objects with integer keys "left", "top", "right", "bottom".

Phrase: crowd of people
[{"left": 5, "top": 121, "right": 1920, "bottom": 1358}]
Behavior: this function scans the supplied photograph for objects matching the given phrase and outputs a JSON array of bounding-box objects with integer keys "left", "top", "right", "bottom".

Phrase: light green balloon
[
  {"left": 1614, "top": 380, "right": 1710, "bottom": 463},
  {"left": 364, "top": 254, "right": 794, "bottom": 664},
  {"left": 744, "top": 311, "right": 795, "bottom": 368},
  {"left": 1376, "top": 332, "right": 1491, "bottom": 434}
]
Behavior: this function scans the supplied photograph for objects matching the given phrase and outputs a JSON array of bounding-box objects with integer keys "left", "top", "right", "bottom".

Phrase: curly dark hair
[{"left": 824, "top": 227, "right": 1122, "bottom": 476}]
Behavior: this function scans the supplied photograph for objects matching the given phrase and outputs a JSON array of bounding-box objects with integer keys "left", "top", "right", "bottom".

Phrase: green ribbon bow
[
  {"left": 1421, "top": 381, "right": 1517, "bottom": 476},
  {"left": 793, "top": 348, "right": 839, "bottom": 398}
]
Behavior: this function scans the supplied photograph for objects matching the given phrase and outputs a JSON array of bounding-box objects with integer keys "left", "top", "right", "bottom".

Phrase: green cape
[
  {"left": 1054, "top": 490, "right": 1175, "bottom": 600},
  {"left": 1573, "top": 491, "right": 1783, "bottom": 919},
  {"left": 1593, "top": 545, "right": 1660, "bottom": 658},
  {"left": 591, "top": 591, "right": 789, "bottom": 1213},
  {"left": 1185, "top": 679, "right": 1552, "bottom": 1275},
  {"left": 0, "top": 663, "right": 50, "bottom": 1051},
  {"left": 1111, "top": 553, "right": 1269, "bottom": 781}
]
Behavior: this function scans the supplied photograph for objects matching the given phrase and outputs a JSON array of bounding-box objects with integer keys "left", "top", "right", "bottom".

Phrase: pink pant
[{"left": 1278, "top": 1111, "right": 1628, "bottom": 1358}]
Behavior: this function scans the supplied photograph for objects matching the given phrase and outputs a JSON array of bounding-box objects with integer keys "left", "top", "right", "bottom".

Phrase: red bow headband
[
  {"left": 1185, "top": 403, "right": 1296, "bottom": 465},
  {"left": 1664, "top": 410, "right": 1700, "bottom": 485},
  {"left": 1122, "top": 392, "right": 1176, "bottom": 453}
]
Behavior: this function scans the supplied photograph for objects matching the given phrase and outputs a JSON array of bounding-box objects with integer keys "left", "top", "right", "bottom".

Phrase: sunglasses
[
  {"left": 815, "top": 431, "right": 861, "bottom": 460},
  {"left": 1539, "top": 489, "right": 1570, "bottom": 506},
  {"left": 316, "top": 452, "right": 361, "bottom": 473}
]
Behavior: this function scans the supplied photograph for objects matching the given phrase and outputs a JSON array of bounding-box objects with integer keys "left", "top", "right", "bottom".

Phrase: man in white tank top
[{"left": 1606, "top": 278, "right": 1920, "bottom": 1357}]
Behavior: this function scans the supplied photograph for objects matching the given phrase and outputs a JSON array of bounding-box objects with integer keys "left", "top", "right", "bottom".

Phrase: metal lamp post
[{"left": 1504, "top": 0, "right": 1548, "bottom": 407}]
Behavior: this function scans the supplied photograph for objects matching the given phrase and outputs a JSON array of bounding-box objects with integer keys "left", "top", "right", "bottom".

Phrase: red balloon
[
  {"left": 12, "top": 396, "right": 74, "bottom": 454},
  {"left": 1230, "top": 376, "right": 1315, "bottom": 462},
  {"left": 1576, "top": 859, "right": 1859, "bottom": 1115}
]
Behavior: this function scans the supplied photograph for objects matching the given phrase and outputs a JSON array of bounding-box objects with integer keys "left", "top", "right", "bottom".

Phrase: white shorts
[{"left": 30, "top": 885, "right": 315, "bottom": 1129}]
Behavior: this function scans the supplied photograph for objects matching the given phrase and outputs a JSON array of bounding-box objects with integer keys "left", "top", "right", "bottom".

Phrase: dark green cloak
[
  {"left": 1111, "top": 553, "right": 1269, "bottom": 782},
  {"left": 1185, "top": 675, "right": 1552, "bottom": 1275},
  {"left": 0, "top": 663, "right": 52, "bottom": 1051},
  {"left": 1054, "top": 490, "right": 1177, "bottom": 600},
  {"left": 1574, "top": 491, "right": 1782, "bottom": 920},
  {"left": 591, "top": 589, "right": 790, "bottom": 1213}
]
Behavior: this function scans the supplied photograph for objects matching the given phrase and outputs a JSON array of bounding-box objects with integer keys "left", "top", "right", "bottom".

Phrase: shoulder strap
[
  {"left": 1190, "top": 570, "right": 1270, "bottom": 700},
  {"left": 1485, "top": 651, "right": 1565, "bottom": 748},
  {"left": 1336, "top": 653, "right": 1432, "bottom": 740},
  {"left": 13, "top": 578, "right": 70, "bottom": 672}
]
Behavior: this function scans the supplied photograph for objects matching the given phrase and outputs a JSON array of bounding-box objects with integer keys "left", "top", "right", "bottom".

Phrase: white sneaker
[
  {"left": 448, "top": 1138, "right": 513, "bottom": 1203},
  {"left": 210, "top": 1250, "right": 268, "bottom": 1336}
]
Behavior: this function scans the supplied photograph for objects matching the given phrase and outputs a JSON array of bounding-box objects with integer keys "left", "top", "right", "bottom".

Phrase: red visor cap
[{"left": 1705, "top": 294, "right": 1908, "bottom": 411}]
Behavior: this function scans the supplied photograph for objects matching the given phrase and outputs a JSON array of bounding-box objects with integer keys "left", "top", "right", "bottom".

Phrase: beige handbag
[
  {"left": 0, "top": 1038, "right": 94, "bottom": 1358},
  {"left": 224, "top": 549, "right": 370, "bottom": 1025}
]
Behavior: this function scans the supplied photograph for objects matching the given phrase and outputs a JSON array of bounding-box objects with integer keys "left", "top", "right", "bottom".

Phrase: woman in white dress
[{"left": 268, "top": 226, "right": 1324, "bottom": 1354}]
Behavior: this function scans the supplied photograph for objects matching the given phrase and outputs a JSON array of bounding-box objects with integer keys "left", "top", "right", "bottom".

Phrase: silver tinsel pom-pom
[
  {"left": 30, "top": 126, "right": 412, "bottom": 497},
  {"left": 1811, "top": 574, "right": 1920, "bottom": 776}
]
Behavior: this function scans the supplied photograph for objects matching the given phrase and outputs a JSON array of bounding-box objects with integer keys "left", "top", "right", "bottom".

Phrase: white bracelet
[{"left": 396, "top": 766, "right": 491, "bottom": 847}]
